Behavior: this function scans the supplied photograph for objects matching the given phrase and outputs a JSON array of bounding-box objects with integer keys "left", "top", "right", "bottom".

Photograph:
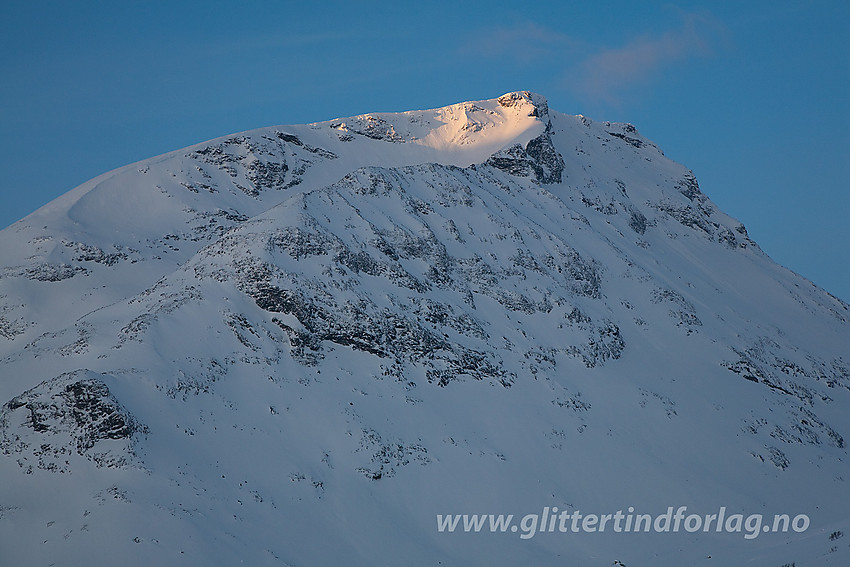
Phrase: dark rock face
[
  {"left": 525, "top": 130, "right": 565, "bottom": 184},
  {"left": 629, "top": 210, "right": 648, "bottom": 234},
  {"left": 0, "top": 371, "right": 144, "bottom": 472},
  {"left": 23, "top": 263, "right": 87, "bottom": 282},
  {"left": 251, "top": 281, "right": 514, "bottom": 387},
  {"left": 185, "top": 133, "right": 337, "bottom": 197},
  {"left": 62, "top": 380, "right": 137, "bottom": 446},
  {"left": 606, "top": 130, "right": 643, "bottom": 148},
  {"left": 485, "top": 129, "right": 564, "bottom": 185},
  {"left": 329, "top": 115, "right": 406, "bottom": 143},
  {"left": 485, "top": 143, "right": 536, "bottom": 178},
  {"left": 63, "top": 241, "right": 129, "bottom": 265}
]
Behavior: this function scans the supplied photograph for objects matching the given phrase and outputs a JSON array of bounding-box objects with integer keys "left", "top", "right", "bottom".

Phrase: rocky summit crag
[{"left": 0, "top": 92, "right": 848, "bottom": 566}]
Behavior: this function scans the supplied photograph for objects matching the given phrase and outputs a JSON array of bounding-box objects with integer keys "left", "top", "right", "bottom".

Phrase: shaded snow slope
[{"left": 1, "top": 92, "right": 848, "bottom": 566}]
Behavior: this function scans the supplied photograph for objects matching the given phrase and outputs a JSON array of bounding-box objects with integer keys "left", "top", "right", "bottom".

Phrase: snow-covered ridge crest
[{"left": 321, "top": 90, "right": 549, "bottom": 157}]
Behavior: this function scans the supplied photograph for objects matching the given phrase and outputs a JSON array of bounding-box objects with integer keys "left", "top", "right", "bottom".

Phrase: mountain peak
[
  {"left": 496, "top": 90, "right": 549, "bottom": 118},
  {"left": 317, "top": 90, "right": 550, "bottom": 161}
]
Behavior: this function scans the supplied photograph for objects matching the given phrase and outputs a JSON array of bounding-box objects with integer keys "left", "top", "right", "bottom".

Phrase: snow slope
[{"left": 1, "top": 92, "right": 848, "bottom": 566}]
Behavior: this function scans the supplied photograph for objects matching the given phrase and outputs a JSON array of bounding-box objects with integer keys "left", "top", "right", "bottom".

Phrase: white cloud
[
  {"left": 572, "top": 12, "right": 724, "bottom": 104},
  {"left": 462, "top": 11, "right": 726, "bottom": 106}
]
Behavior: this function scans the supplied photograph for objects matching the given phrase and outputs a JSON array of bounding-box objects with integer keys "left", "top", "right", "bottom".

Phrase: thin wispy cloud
[
  {"left": 574, "top": 12, "right": 726, "bottom": 104},
  {"left": 462, "top": 11, "right": 726, "bottom": 106},
  {"left": 461, "top": 22, "right": 580, "bottom": 63}
]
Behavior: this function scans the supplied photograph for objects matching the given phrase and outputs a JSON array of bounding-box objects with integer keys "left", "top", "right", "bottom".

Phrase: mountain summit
[{"left": 1, "top": 92, "right": 848, "bottom": 566}]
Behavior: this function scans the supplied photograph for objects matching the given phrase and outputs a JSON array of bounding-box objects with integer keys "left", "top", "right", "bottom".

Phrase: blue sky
[{"left": 2, "top": 1, "right": 848, "bottom": 300}]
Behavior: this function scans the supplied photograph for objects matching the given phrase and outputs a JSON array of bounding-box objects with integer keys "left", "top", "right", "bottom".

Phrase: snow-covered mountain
[{"left": 1, "top": 91, "right": 848, "bottom": 566}]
